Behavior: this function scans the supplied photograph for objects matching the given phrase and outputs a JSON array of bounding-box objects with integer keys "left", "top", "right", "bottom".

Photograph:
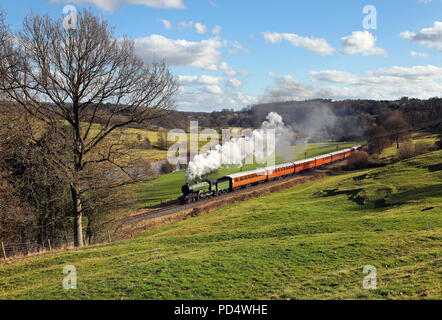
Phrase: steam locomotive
[{"left": 179, "top": 145, "right": 362, "bottom": 204}]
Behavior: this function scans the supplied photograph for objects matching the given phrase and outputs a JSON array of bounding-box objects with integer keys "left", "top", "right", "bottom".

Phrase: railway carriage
[
  {"left": 315, "top": 154, "right": 332, "bottom": 167},
  {"left": 295, "top": 158, "right": 317, "bottom": 172},
  {"left": 330, "top": 150, "right": 346, "bottom": 162},
  {"left": 223, "top": 168, "right": 268, "bottom": 190},
  {"left": 267, "top": 163, "right": 295, "bottom": 180}
]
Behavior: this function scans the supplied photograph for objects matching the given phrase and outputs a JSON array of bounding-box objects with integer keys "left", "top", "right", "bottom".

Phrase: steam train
[{"left": 179, "top": 145, "right": 362, "bottom": 205}]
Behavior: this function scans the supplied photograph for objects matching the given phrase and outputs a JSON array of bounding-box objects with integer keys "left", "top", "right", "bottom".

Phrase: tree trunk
[
  {"left": 85, "top": 220, "right": 93, "bottom": 246},
  {"left": 49, "top": 185, "right": 56, "bottom": 240},
  {"left": 71, "top": 185, "right": 83, "bottom": 247}
]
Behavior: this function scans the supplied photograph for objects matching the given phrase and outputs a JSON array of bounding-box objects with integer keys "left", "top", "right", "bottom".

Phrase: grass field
[
  {"left": 136, "top": 142, "right": 359, "bottom": 208},
  {"left": 87, "top": 124, "right": 169, "bottom": 162},
  {"left": 379, "top": 132, "right": 438, "bottom": 159},
  {"left": 1, "top": 149, "right": 440, "bottom": 300}
]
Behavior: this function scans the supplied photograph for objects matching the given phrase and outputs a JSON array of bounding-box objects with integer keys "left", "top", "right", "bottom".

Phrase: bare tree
[
  {"left": 157, "top": 128, "right": 168, "bottom": 150},
  {"left": 367, "top": 125, "right": 390, "bottom": 154},
  {"left": 383, "top": 111, "right": 410, "bottom": 149},
  {"left": 0, "top": 10, "right": 11, "bottom": 101},
  {"left": 0, "top": 9, "right": 178, "bottom": 247},
  {"left": 0, "top": 108, "right": 74, "bottom": 245}
]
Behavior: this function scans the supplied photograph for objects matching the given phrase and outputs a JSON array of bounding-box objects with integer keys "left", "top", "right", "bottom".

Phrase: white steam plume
[{"left": 185, "top": 112, "right": 290, "bottom": 182}]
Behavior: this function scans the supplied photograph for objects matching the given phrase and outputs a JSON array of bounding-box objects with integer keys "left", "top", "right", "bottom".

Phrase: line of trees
[{"left": 0, "top": 9, "right": 178, "bottom": 247}]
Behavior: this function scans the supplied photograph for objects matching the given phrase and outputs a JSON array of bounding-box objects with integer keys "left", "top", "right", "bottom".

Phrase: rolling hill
[{"left": 0, "top": 150, "right": 441, "bottom": 300}]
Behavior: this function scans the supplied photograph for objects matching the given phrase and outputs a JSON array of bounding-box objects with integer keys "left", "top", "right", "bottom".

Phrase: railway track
[{"left": 126, "top": 167, "right": 336, "bottom": 226}]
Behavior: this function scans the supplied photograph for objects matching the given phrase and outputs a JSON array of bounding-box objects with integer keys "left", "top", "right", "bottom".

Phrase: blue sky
[{"left": 1, "top": 0, "right": 441, "bottom": 111}]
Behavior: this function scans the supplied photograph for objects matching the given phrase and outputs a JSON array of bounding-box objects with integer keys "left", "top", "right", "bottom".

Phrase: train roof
[
  {"left": 329, "top": 148, "right": 352, "bottom": 156},
  {"left": 266, "top": 162, "right": 295, "bottom": 170},
  {"left": 293, "top": 157, "right": 316, "bottom": 165},
  {"left": 315, "top": 153, "right": 332, "bottom": 158},
  {"left": 224, "top": 167, "right": 268, "bottom": 179}
]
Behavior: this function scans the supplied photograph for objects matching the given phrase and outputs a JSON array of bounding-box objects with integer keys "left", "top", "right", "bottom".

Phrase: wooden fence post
[
  {"left": 1, "top": 242, "right": 6, "bottom": 262},
  {"left": 108, "top": 231, "right": 112, "bottom": 243},
  {"left": 48, "top": 239, "right": 52, "bottom": 252}
]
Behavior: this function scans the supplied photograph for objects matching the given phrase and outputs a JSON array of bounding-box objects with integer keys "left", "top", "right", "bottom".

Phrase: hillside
[{"left": 0, "top": 150, "right": 441, "bottom": 300}]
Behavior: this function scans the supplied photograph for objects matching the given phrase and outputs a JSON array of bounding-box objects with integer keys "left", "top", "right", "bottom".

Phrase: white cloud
[
  {"left": 179, "top": 21, "right": 193, "bottom": 29},
  {"left": 309, "top": 65, "right": 442, "bottom": 85},
  {"left": 369, "top": 65, "right": 442, "bottom": 80},
  {"left": 216, "top": 62, "right": 249, "bottom": 77},
  {"left": 227, "top": 78, "right": 243, "bottom": 88},
  {"left": 400, "top": 21, "right": 442, "bottom": 51},
  {"left": 309, "top": 70, "right": 359, "bottom": 84},
  {"left": 262, "top": 65, "right": 442, "bottom": 102},
  {"left": 177, "top": 90, "right": 256, "bottom": 111},
  {"left": 339, "top": 31, "right": 387, "bottom": 56},
  {"left": 177, "top": 75, "right": 223, "bottom": 95},
  {"left": 50, "top": 0, "right": 185, "bottom": 11},
  {"left": 158, "top": 19, "right": 172, "bottom": 30},
  {"left": 212, "top": 25, "right": 222, "bottom": 35},
  {"left": 218, "top": 61, "right": 238, "bottom": 76},
  {"left": 410, "top": 51, "right": 428, "bottom": 57},
  {"left": 205, "top": 85, "right": 223, "bottom": 94},
  {"left": 133, "top": 35, "right": 224, "bottom": 70},
  {"left": 208, "top": 0, "right": 217, "bottom": 7},
  {"left": 175, "top": 75, "right": 254, "bottom": 111},
  {"left": 260, "top": 75, "right": 317, "bottom": 102},
  {"left": 229, "top": 40, "right": 250, "bottom": 55},
  {"left": 179, "top": 21, "right": 207, "bottom": 34},
  {"left": 177, "top": 75, "right": 222, "bottom": 86},
  {"left": 262, "top": 32, "right": 335, "bottom": 56},
  {"left": 194, "top": 22, "right": 207, "bottom": 34}
]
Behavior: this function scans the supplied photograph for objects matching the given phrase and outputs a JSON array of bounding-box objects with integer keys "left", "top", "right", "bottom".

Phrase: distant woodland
[{"left": 142, "top": 97, "right": 442, "bottom": 141}]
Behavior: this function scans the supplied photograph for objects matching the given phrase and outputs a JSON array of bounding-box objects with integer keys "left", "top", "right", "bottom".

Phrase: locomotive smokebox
[{"left": 182, "top": 184, "right": 191, "bottom": 195}]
